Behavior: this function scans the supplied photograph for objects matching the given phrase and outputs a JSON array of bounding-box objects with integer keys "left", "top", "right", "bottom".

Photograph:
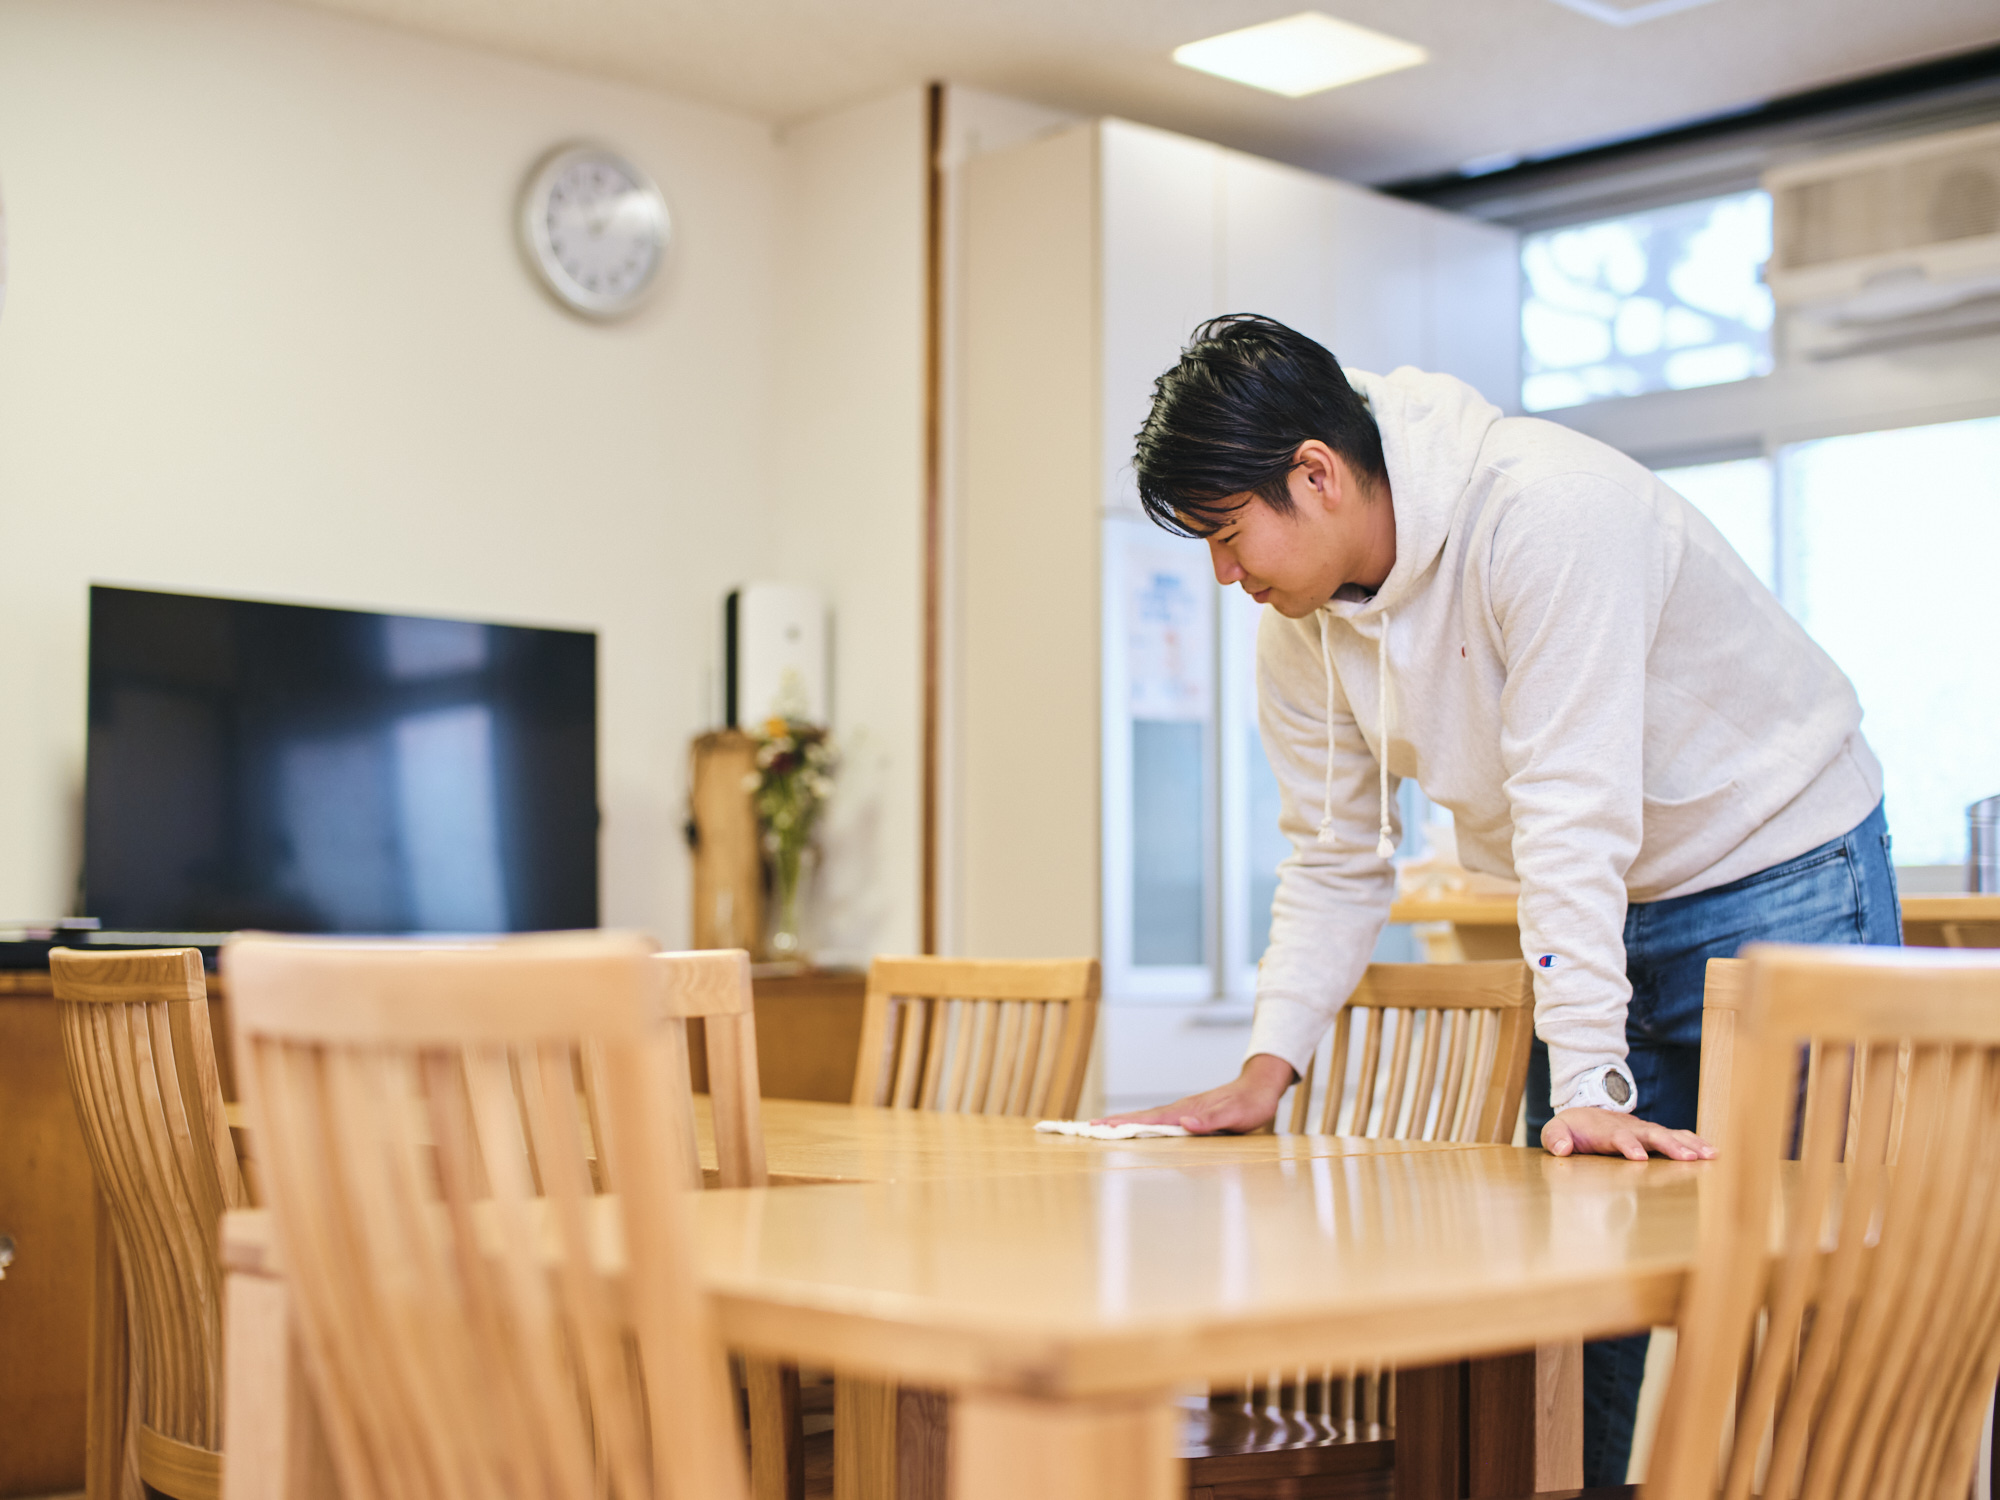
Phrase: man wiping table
[{"left": 1104, "top": 314, "right": 1901, "bottom": 1485}]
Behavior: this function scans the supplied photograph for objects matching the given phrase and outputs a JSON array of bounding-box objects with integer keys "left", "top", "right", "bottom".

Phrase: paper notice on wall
[{"left": 1124, "top": 535, "right": 1213, "bottom": 721}]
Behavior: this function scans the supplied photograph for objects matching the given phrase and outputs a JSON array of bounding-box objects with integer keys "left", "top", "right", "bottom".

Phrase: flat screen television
[{"left": 84, "top": 585, "right": 598, "bottom": 935}]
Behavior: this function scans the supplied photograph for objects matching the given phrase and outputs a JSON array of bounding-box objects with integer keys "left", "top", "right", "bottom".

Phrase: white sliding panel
[
  {"left": 1326, "top": 181, "right": 1428, "bottom": 376},
  {"left": 1102, "top": 515, "right": 1217, "bottom": 1002},
  {"left": 1221, "top": 149, "right": 1339, "bottom": 349},
  {"left": 1425, "top": 210, "right": 1521, "bottom": 413},
  {"left": 1099, "top": 119, "right": 1224, "bottom": 514}
]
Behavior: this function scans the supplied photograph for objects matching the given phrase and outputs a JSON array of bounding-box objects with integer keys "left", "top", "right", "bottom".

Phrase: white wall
[
  {"left": 769, "top": 88, "right": 929, "bottom": 964},
  {"left": 0, "top": 0, "right": 781, "bottom": 936}
]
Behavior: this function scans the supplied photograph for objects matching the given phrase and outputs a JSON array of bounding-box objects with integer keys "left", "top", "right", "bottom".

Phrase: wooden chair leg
[
  {"left": 747, "top": 1358, "right": 805, "bottom": 1500},
  {"left": 87, "top": 1192, "right": 140, "bottom": 1500},
  {"left": 1531, "top": 1341, "right": 1583, "bottom": 1493},
  {"left": 953, "top": 1388, "right": 1177, "bottom": 1500},
  {"left": 897, "top": 1387, "right": 949, "bottom": 1500},
  {"left": 221, "top": 1266, "right": 339, "bottom": 1500},
  {"left": 835, "top": 1374, "right": 900, "bottom": 1500},
  {"left": 222, "top": 1271, "right": 291, "bottom": 1500}
]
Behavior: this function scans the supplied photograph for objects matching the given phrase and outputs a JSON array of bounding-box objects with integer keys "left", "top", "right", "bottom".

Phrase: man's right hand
[{"left": 1095, "top": 1052, "right": 1297, "bottom": 1135}]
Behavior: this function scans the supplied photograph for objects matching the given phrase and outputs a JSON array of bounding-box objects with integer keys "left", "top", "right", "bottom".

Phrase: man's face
[{"left": 1202, "top": 446, "right": 1392, "bottom": 618}]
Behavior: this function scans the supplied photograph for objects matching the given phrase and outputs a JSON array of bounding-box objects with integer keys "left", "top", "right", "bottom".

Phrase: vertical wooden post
[{"left": 920, "top": 79, "right": 945, "bottom": 957}]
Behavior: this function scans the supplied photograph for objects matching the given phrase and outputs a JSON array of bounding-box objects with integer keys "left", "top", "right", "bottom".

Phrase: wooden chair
[
  {"left": 1287, "top": 961, "right": 1537, "bottom": 1142},
  {"left": 650, "top": 949, "right": 811, "bottom": 1500},
  {"left": 1693, "top": 957, "right": 1749, "bottom": 1152},
  {"left": 1644, "top": 943, "right": 2000, "bottom": 1500},
  {"left": 827, "top": 958, "right": 1099, "bottom": 1500},
  {"left": 223, "top": 929, "right": 751, "bottom": 1500},
  {"left": 1192, "top": 962, "right": 1537, "bottom": 1500},
  {"left": 851, "top": 956, "right": 1100, "bottom": 1118},
  {"left": 646, "top": 947, "right": 770, "bottom": 1190},
  {"left": 214, "top": 941, "right": 788, "bottom": 1500},
  {"left": 52, "top": 946, "right": 250, "bottom": 1500}
]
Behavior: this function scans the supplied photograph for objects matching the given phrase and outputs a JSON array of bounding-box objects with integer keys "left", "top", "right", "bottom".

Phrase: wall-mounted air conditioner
[{"left": 1765, "top": 120, "right": 2000, "bottom": 358}]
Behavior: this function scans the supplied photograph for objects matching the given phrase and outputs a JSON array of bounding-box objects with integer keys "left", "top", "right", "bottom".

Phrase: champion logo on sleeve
[{"left": 1537, "top": 954, "right": 1557, "bottom": 968}]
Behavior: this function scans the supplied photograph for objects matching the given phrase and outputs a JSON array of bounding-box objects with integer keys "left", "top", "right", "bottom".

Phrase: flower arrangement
[{"left": 743, "top": 716, "right": 836, "bottom": 958}]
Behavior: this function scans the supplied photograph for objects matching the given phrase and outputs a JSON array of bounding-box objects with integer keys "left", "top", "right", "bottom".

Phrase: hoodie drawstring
[
  {"left": 1317, "top": 607, "right": 1398, "bottom": 861},
  {"left": 1316, "top": 611, "right": 1338, "bottom": 846},
  {"left": 1375, "top": 610, "right": 1396, "bottom": 859}
]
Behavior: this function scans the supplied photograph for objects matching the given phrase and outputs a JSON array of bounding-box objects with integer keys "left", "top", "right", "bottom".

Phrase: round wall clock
[{"left": 518, "top": 144, "right": 670, "bottom": 319}]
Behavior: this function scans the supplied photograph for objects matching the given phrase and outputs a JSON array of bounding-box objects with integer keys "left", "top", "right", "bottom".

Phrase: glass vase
[{"left": 767, "top": 844, "right": 810, "bottom": 965}]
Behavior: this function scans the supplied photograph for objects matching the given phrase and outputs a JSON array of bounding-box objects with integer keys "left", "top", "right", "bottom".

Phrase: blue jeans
[{"left": 1526, "top": 801, "right": 1901, "bottom": 1485}]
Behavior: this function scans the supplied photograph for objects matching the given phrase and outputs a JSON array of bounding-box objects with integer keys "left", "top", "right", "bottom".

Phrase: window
[
  {"left": 1653, "top": 456, "right": 1775, "bottom": 590},
  {"left": 1655, "top": 416, "right": 2000, "bottom": 866},
  {"left": 1105, "top": 517, "right": 1422, "bottom": 1003},
  {"left": 1522, "top": 190, "right": 1774, "bottom": 413},
  {"left": 1780, "top": 417, "right": 2000, "bottom": 865}
]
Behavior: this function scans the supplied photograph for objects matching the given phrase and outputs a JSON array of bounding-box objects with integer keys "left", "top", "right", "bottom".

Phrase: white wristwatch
[{"left": 1561, "top": 1062, "right": 1638, "bottom": 1115}]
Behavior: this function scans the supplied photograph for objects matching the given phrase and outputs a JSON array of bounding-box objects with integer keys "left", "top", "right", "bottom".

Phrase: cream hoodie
[{"left": 1248, "top": 367, "right": 1882, "bottom": 1112}]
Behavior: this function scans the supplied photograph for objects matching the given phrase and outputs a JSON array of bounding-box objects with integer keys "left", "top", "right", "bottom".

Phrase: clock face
[{"left": 520, "top": 145, "right": 670, "bottom": 318}]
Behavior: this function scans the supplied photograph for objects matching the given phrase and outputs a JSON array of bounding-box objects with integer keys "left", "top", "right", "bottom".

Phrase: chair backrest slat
[
  {"left": 1433, "top": 1009, "right": 1473, "bottom": 1141},
  {"left": 654, "top": 950, "right": 765, "bottom": 1189},
  {"left": 850, "top": 957, "right": 1101, "bottom": 1119},
  {"left": 53, "top": 946, "right": 246, "bottom": 1480},
  {"left": 1291, "top": 962, "right": 1533, "bottom": 1145},
  {"left": 1650, "top": 944, "right": 2000, "bottom": 1500},
  {"left": 226, "top": 931, "right": 751, "bottom": 1500}
]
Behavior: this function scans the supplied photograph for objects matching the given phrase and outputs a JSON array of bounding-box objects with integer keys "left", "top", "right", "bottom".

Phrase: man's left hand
[{"left": 1542, "top": 1107, "right": 1715, "bottom": 1161}]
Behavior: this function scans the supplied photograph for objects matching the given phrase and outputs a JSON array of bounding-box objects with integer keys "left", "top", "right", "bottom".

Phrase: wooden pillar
[{"left": 691, "top": 729, "right": 764, "bottom": 953}]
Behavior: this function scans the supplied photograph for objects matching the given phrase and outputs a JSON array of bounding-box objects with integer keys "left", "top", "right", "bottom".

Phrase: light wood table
[
  {"left": 1901, "top": 893, "right": 2000, "bottom": 948},
  {"left": 1390, "top": 895, "right": 1527, "bottom": 961},
  {"left": 697, "top": 1096, "right": 1492, "bottom": 1187},
  {"left": 1392, "top": 891, "right": 2000, "bottom": 958},
  {"left": 685, "top": 1101, "right": 1572, "bottom": 1498},
  {"left": 223, "top": 1141, "right": 1693, "bottom": 1500},
  {"left": 693, "top": 1146, "right": 1699, "bottom": 1500}
]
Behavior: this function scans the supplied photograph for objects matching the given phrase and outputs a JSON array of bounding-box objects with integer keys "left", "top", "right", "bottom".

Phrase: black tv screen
[{"left": 85, "top": 586, "right": 598, "bottom": 934}]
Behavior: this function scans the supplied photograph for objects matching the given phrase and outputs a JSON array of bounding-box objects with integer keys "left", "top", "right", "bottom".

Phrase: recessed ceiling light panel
[{"left": 1172, "top": 12, "right": 1429, "bottom": 98}]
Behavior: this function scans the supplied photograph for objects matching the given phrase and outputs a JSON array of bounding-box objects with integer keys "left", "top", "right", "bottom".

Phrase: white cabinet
[
  {"left": 1219, "top": 149, "right": 1340, "bottom": 355},
  {"left": 956, "top": 117, "right": 1517, "bottom": 1101},
  {"left": 1091, "top": 120, "right": 1518, "bottom": 516}
]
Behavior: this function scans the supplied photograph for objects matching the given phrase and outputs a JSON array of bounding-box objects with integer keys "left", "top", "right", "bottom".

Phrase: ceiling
[{"left": 279, "top": 0, "right": 2000, "bottom": 184}]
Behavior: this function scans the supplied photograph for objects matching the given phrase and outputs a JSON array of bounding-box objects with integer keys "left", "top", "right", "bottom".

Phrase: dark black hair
[{"left": 1132, "top": 314, "right": 1387, "bottom": 538}]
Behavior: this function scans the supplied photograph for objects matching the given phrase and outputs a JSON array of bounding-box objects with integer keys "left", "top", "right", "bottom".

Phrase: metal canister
[{"left": 1971, "top": 794, "right": 2000, "bottom": 894}]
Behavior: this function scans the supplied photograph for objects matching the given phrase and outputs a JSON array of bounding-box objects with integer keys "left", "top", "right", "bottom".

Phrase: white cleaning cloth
[{"left": 1033, "top": 1119, "right": 1191, "bottom": 1140}]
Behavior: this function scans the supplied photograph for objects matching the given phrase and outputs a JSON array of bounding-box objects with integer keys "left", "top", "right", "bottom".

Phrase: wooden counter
[
  {"left": 687, "top": 966, "right": 867, "bottom": 1102},
  {"left": 0, "top": 970, "right": 93, "bottom": 1497}
]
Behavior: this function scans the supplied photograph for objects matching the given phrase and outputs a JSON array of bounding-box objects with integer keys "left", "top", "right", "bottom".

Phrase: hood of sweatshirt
[
  {"left": 1326, "top": 366, "right": 1505, "bottom": 624},
  {"left": 1308, "top": 367, "right": 1506, "bottom": 856}
]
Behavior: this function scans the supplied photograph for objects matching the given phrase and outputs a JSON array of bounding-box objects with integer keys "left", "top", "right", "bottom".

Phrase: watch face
[
  {"left": 1606, "top": 1071, "right": 1631, "bottom": 1105},
  {"left": 521, "top": 145, "right": 669, "bottom": 318}
]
